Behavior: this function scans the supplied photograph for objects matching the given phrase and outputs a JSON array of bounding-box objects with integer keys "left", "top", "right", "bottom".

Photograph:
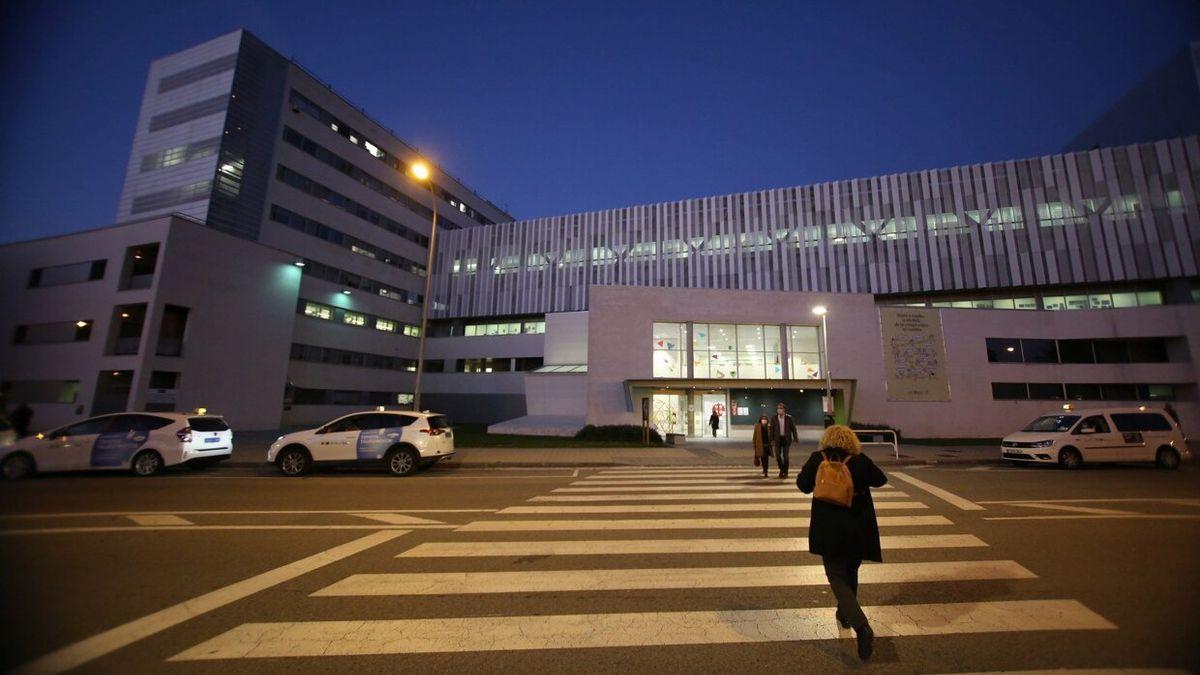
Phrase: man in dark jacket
[
  {"left": 768, "top": 403, "right": 798, "bottom": 478},
  {"left": 10, "top": 403, "right": 33, "bottom": 438},
  {"left": 796, "top": 424, "right": 887, "bottom": 662}
]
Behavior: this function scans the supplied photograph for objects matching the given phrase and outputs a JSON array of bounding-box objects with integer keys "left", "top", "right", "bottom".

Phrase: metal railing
[{"left": 853, "top": 429, "right": 900, "bottom": 459}]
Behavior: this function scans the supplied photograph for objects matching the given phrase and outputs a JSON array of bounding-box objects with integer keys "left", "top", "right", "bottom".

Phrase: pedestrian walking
[
  {"left": 10, "top": 402, "right": 33, "bottom": 438},
  {"left": 709, "top": 409, "right": 720, "bottom": 438},
  {"left": 796, "top": 424, "right": 887, "bottom": 662},
  {"left": 752, "top": 414, "right": 772, "bottom": 477},
  {"left": 769, "top": 403, "right": 798, "bottom": 478}
]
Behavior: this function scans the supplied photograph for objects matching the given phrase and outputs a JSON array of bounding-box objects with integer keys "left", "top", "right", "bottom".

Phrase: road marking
[
  {"left": 0, "top": 509, "right": 496, "bottom": 520},
  {"left": 577, "top": 479, "right": 824, "bottom": 485},
  {"left": 497, "top": 501, "right": 929, "bottom": 514},
  {"left": 976, "top": 498, "right": 1200, "bottom": 505},
  {"left": 0, "top": 525, "right": 452, "bottom": 536},
  {"left": 313, "top": 559, "right": 1034, "bottom": 596},
  {"left": 169, "top": 599, "right": 1113, "bottom": 660},
  {"left": 554, "top": 485, "right": 851, "bottom": 493},
  {"left": 455, "top": 515, "right": 953, "bottom": 531},
  {"left": 350, "top": 513, "right": 446, "bottom": 525},
  {"left": 890, "top": 472, "right": 985, "bottom": 511},
  {"left": 1009, "top": 503, "right": 1136, "bottom": 516},
  {"left": 585, "top": 472, "right": 766, "bottom": 479},
  {"left": 11, "top": 530, "right": 406, "bottom": 675},
  {"left": 398, "top": 534, "right": 989, "bottom": 557},
  {"left": 529, "top": 490, "right": 911, "bottom": 502},
  {"left": 126, "top": 514, "right": 193, "bottom": 526},
  {"left": 596, "top": 468, "right": 755, "bottom": 473},
  {"left": 984, "top": 514, "right": 1200, "bottom": 522},
  {"left": 941, "top": 670, "right": 1188, "bottom": 675}
]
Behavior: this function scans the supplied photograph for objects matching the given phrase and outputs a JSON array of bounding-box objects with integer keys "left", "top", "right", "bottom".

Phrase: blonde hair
[{"left": 818, "top": 424, "right": 862, "bottom": 455}]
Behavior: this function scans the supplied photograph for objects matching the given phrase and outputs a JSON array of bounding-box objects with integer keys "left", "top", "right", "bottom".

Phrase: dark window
[
  {"left": 270, "top": 205, "right": 426, "bottom": 277},
  {"left": 61, "top": 417, "right": 111, "bottom": 437},
  {"left": 111, "top": 304, "right": 147, "bottom": 355},
  {"left": 422, "top": 360, "right": 445, "bottom": 373},
  {"left": 157, "top": 305, "right": 189, "bottom": 356},
  {"left": 1028, "top": 383, "right": 1064, "bottom": 399},
  {"left": 13, "top": 321, "right": 92, "bottom": 345},
  {"left": 991, "top": 382, "right": 1028, "bottom": 400},
  {"left": 149, "top": 371, "right": 179, "bottom": 389},
  {"left": 515, "top": 357, "right": 545, "bottom": 371},
  {"left": 148, "top": 95, "right": 229, "bottom": 132},
  {"left": 108, "top": 414, "right": 174, "bottom": 432},
  {"left": 121, "top": 243, "right": 160, "bottom": 290},
  {"left": 158, "top": 53, "right": 238, "bottom": 93},
  {"left": 427, "top": 415, "right": 450, "bottom": 429},
  {"left": 367, "top": 413, "right": 416, "bottom": 429},
  {"left": 1092, "top": 341, "right": 1129, "bottom": 363},
  {"left": 985, "top": 338, "right": 1022, "bottom": 363},
  {"left": 291, "top": 387, "right": 410, "bottom": 406},
  {"left": 325, "top": 414, "right": 371, "bottom": 433},
  {"left": 1100, "top": 383, "right": 1138, "bottom": 400},
  {"left": 1072, "top": 415, "right": 1111, "bottom": 434},
  {"left": 1021, "top": 339, "right": 1058, "bottom": 363},
  {"left": 28, "top": 260, "right": 107, "bottom": 288},
  {"left": 1057, "top": 340, "right": 1094, "bottom": 364},
  {"left": 1136, "top": 384, "right": 1176, "bottom": 400},
  {"left": 274, "top": 164, "right": 429, "bottom": 247},
  {"left": 130, "top": 181, "right": 212, "bottom": 214},
  {"left": 1111, "top": 413, "right": 1173, "bottom": 432},
  {"left": 0, "top": 380, "right": 80, "bottom": 404},
  {"left": 188, "top": 417, "right": 231, "bottom": 432},
  {"left": 1064, "top": 383, "right": 1103, "bottom": 400},
  {"left": 140, "top": 137, "right": 221, "bottom": 172},
  {"left": 289, "top": 343, "right": 415, "bottom": 372},
  {"left": 1126, "top": 339, "right": 1168, "bottom": 363},
  {"left": 1022, "top": 415, "right": 1079, "bottom": 432}
]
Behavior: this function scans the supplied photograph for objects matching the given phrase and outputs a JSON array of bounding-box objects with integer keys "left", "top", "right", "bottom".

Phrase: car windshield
[
  {"left": 427, "top": 415, "right": 449, "bottom": 429},
  {"left": 1022, "top": 415, "right": 1079, "bottom": 433}
]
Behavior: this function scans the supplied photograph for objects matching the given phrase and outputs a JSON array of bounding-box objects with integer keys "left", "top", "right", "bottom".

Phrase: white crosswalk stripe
[
  {"left": 498, "top": 501, "right": 928, "bottom": 514},
  {"left": 554, "top": 485, "right": 887, "bottom": 492},
  {"left": 530, "top": 490, "right": 911, "bottom": 501},
  {"left": 170, "top": 599, "right": 1115, "bottom": 660},
  {"left": 455, "top": 515, "right": 953, "bottom": 531}
]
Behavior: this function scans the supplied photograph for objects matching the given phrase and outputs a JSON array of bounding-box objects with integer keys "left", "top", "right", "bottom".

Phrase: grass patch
[{"left": 452, "top": 424, "right": 665, "bottom": 448}]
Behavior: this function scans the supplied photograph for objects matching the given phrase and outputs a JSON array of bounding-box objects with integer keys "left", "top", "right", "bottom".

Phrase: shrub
[
  {"left": 574, "top": 424, "right": 664, "bottom": 444},
  {"left": 849, "top": 421, "right": 902, "bottom": 441}
]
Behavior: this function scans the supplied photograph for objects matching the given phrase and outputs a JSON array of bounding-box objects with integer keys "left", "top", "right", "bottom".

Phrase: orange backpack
[{"left": 813, "top": 451, "right": 854, "bottom": 508}]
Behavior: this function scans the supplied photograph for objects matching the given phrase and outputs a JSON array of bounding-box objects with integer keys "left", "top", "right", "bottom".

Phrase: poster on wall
[{"left": 879, "top": 307, "right": 950, "bottom": 401}]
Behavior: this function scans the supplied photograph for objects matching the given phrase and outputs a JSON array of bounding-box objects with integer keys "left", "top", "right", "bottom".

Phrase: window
[
  {"left": 456, "top": 358, "right": 512, "bottom": 373},
  {"left": 1137, "top": 384, "right": 1175, "bottom": 400},
  {"left": 1021, "top": 339, "right": 1058, "bottom": 364},
  {"left": 275, "top": 165, "right": 429, "bottom": 247},
  {"left": 1092, "top": 341, "right": 1128, "bottom": 363},
  {"left": 422, "top": 359, "right": 445, "bottom": 373},
  {"left": 291, "top": 387, "right": 412, "bottom": 406},
  {"left": 28, "top": 259, "right": 106, "bottom": 288},
  {"left": 60, "top": 417, "right": 112, "bottom": 437},
  {"left": 325, "top": 414, "right": 371, "bottom": 433},
  {"left": 653, "top": 322, "right": 687, "bottom": 378},
  {"left": 156, "top": 305, "right": 189, "bottom": 357},
  {"left": 1111, "top": 413, "right": 1172, "bottom": 432},
  {"left": 269, "top": 206, "right": 426, "bottom": 277},
  {"left": 1057, "top": 340, "right": 1094, "bottom": 364},
  {"left": 305, "top": 302, "right": 332, "bottom": 320},
  {"left": 1072, "top": 415, "right": 1111, "bottom": 434},
  {"left": 991, "top": 383, "right": 1028, "bottom": 400},
  {"left": 985, "top": 338, "right": 1022, "bottom": 363},
  {"left": 14, "top": 321, "right": 92, "bottom": 345},
  {"left": 140, "top": 137, "right": 220, "bottom": 171},
  {"left": 188, "top": 417, "right": 230, "bottom": 432},
  {"left": 0, "top": 380, "right": 80, "bottom": 404},
  {"left": 290, "top": 343, "right": 416, "bottom": 372},
  {"left": 1028, "top": 383, "right": 1064, "bottom": 399},
  {"left": 1022, "top": 415, "right": 1079, "bottom": 432},
  {"left": 1064, "top": 383, "right": 1102, "bottom": 400},
  {"left": 404, "top": 325, "right": 420, "bottom": 337},
  {"left": 130, "top": 180, "right": 212, "bottom": 214},
  {"left": 158, "top": 53, "right": 237, "bottom": 93},
  {"left": 1126, "top": 339, "right": 1168, "bottom": 363},
  {"left": 120, "top": 244, "right": 159, "bottom": 290},
  {"left": 515, "top": 357, "right": 545, "bottom": 371},
  {"left": 343, "top": 312, "right": 366, "bottom": 327},
  {"left": 111, "top": 304, "right": 147, "bottom": 355},
  {"left": 297, "top": 258, "right": 421, "bottom": 306},
  {"left": 148, "top": 95, "right": 228, "bottom": 131},
  {"left": 523, "top": 321, "right": 546, "bottom": 334},
  {"left": 787, "top": 326, "right": 821, "bottom": 379},
  {"left": 1100, "top": 383, "right": 1137, "bottom": 401},
  {"left": 376, "top": 319, "right": 396, "bottom": 332}
]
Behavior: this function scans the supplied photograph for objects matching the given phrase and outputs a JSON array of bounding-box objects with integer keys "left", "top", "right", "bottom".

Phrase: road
[{"left": 0, "top": 461, "right": 1197, "bottom": 674}]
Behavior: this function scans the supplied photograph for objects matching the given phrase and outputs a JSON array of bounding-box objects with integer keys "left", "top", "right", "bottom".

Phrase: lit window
[
  {"left": 1136, "top": 291, "right": 1163, "bottom": 306},
  {"left": 404, "top": 325, "right": 420, "bottom": 337},
  {"left": 344, "top": 312, "right": 366, "bottom": 326},
  {"left": 350, "top": 245, "right": 377, "bottom": 259},
  {"left": 375, "top": 319, "right": 396, "bottom": 332},
  {"left": 652, "top": 322, "right": 686, "bottom": 378},
  {"left": 304, "top": 302, "right": 332, "bottom": 320}
]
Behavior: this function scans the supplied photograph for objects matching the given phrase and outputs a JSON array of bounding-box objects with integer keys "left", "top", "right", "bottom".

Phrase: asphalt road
[{"left": 0, "top": 461, "right": 1197, "bottom": 674}]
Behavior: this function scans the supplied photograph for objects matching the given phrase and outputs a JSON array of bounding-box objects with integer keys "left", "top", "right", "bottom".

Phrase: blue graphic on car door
[
  {"left": 91, "top": 430, "right": 150, "bottom": 467},
  {"left": 356, "top": 428, "right": 403, "bottom": 460}
]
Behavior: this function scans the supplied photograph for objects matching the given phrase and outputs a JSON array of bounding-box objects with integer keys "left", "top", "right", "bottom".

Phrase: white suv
[
  {"left": 1001, "top": 406, "right": 1188, "bottom": 470},
  {"left": 268, "top": 410, "right": 455, "bottom": 476},
  {"left": 0, "top": 412, "right": 233, "bottom": 479}
]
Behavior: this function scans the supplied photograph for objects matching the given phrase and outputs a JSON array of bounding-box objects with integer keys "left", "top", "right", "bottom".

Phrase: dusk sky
[{"left": 1, "top": 0, "right": 1197, "bottom": 243}]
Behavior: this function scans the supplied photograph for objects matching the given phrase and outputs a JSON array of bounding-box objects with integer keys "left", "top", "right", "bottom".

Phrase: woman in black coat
[{"left": 796, "top": 424, "right": 887, "bottom": 662}]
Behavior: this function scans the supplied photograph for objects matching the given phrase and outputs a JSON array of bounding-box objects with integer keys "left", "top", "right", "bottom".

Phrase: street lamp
[
  {"left": 410, "top": 160, "right": 437, "bottom": 412},
  {"left": 812, "top": 305, "right": 833, "bottom": 426}
]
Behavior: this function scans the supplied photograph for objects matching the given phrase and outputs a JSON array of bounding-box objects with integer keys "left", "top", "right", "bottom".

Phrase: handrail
[{"left": 853, "top": 429, "right": 900, "bottom": 459}]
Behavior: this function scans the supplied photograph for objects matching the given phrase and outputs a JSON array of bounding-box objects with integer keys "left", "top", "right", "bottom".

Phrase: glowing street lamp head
[
  {"left": 411, "top": 161, "right": 431, "bottom": 181},
  {"left": 811, "top": 305, "right": 828, "bottom": 317}
]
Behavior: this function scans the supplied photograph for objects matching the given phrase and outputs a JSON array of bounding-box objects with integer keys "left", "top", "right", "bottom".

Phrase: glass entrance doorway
[
  {"left": 650, "top": 394, "right": 686, "bottom": 438},
  {"left": 692, "top": 391, "right": 729, "bottom": 438}
]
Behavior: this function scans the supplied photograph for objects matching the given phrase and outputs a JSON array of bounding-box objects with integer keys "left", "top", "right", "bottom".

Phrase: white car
[
  {"left": 0, "top": 411, "right": 233, "bottom": 479},
  {"left": 1001, "top": 406, "right": 1189, "bottom": 470},
  {"left": 0, "top": 417, "right": 15, "bottom": 449},
  {"left": 268, "top": 410, "right": 455, "bottom": 476}
]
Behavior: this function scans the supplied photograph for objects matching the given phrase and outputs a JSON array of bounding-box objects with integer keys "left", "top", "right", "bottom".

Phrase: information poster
[{"left": 879, "top": 307, "right": 950, "bottom": 401}]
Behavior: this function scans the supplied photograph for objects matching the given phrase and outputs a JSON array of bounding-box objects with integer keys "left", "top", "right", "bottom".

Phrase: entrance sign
[{"left": 879, "top": 307, "right": 950, "bottom": 401}]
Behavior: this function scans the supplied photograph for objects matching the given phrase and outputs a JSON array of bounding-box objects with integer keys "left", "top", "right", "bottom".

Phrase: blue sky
[{"left": 1, "top": 0, "right": 1197, "bottom": 242}]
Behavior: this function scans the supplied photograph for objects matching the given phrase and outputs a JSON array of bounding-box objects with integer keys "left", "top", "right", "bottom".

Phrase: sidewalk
[{"left": 226, "top": 430, "right": 1004, "bottom": 468}]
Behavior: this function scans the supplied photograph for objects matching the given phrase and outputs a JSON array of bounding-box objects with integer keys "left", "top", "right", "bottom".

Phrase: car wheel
[
  {"left": 1156, "top": 446, "right": 1181, "bottom": 470},
  {"left": 2, "top": 453, "right": 35, "bottom": 480},
  {"left": 131, "top": 450, "right": 164, "bottom": 477},
  {"left": 386, "top": 446, "right": 419, "bottom": 477},
  {"left": 277, "top": 447, "right": 310, "bottom": 477},
  {"left": 1058, "top": 447, "right": 1083, "bottom": 471}
]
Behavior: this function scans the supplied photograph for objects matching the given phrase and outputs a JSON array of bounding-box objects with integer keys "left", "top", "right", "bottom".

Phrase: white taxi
[
  {"left": 267, "top": 410, "right": 455, "bottom": 476},
  {"left": 0, "top": 411, "right": 233, "bottom": 479},
  {"left": 1001, "top": 405, "right": 1188, "bottom": 470}
]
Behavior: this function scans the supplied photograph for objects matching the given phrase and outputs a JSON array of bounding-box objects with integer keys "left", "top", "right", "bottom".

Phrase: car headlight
[{"left": 1032, "top": 440, "right": 1054, "bottom": 448}]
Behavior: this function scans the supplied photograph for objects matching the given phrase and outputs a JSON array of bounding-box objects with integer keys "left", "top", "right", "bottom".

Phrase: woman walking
[
  {"left": 752, "top": 414, "right": 772, "bottom": 477},
  {"left": 796, "top": 424, "right": 887, "bottom": 662}
]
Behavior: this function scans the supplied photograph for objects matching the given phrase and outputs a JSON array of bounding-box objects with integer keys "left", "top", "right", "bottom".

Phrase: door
[
  {"left": 1071, "top": 415, "right": 1120, "bottom": 461},
  {"left": 1110, "top": 412, "right": 1172, "bottom": 462},
  {"left": 92, "top": 414, "right": 157, "bottom": 469},
  {"left": 313, "top": 414, "right": 366, "bottom": 461},
  {"left": 45, "top": 416, "right": 113, "bottom": 470},
  {"left": 353, "top": 414, "right": 409, "bottom": 461},
  {"left": 694, "top": 392, "right": 728, "bottom": 438},
  {"left": 651, "top": 395, "right": 686, "bottom": 438}
]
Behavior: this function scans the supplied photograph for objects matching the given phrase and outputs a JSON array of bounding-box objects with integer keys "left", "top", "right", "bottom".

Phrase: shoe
[
  {"left": 835, "top": 611, "right": 850, "bottom": 630},
  {"left": 855, "top": 624, "right": 874, "bottom": 662}
]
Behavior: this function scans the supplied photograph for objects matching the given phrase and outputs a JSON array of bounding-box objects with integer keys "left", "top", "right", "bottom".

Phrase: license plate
[{"left": 204, "top": 437, "right": 220, "bottom": 443}]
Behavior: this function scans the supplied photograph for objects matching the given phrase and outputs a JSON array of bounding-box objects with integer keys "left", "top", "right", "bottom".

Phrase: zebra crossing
[{"left": 171, "top": 466, "right": 1118, "bottom": 663}]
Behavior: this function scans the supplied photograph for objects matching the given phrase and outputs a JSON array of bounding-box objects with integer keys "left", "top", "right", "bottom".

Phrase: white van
[{"left": 1001, "top": 406, "right": 1188, "bottom": 470}]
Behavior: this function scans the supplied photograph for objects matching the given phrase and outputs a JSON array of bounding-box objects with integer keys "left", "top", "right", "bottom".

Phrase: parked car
[
  {"left": 0, "top": 417, "right": 15, "bottom": 449},
  {"left": 268, "top": 410, "right": 455, "bottom": 476},
  {"left": 1001, "top": 405, "right": 1188, "bottom": 470},
  {"left": 0, "top": 411, "right": 232, "bottom": 479}
]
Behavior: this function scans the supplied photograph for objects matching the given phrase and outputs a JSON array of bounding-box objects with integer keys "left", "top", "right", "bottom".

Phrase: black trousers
[
  {"left": 760, "top": 450, "right": 771, "bottom": 475},
  {"left": 775, "top": 441, "right": 791, "bottom": 475},
  {"left": 822, "top": 555, "right": 867, "bottom": 629}
]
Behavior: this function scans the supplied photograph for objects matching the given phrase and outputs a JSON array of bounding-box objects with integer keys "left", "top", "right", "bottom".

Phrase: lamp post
[
  {"left": 812, "top": 305, "right": 833, "bottom": 426},
  {"left": 410, "top": 161, "right": 436, "bottom": 412}
]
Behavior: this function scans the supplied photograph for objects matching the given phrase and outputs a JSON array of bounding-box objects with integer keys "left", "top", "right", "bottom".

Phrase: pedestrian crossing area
[{"left": 171, "top": 466, "right": 1118, "bottom": 663}]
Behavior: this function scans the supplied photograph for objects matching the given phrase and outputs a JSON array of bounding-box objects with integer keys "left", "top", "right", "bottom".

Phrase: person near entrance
[
  {"left": 708, "top": 408, "right": 721, "bottom": 437},
  {"left": 769, "top": 403, "right": 799, "bottom": 478},
  {"left": 795, "top": 424, "right": 887, "bottom": 662},
  {"left": 752, "top": 414, "right": 772, "bottom": 477}
]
